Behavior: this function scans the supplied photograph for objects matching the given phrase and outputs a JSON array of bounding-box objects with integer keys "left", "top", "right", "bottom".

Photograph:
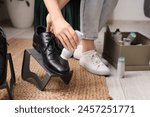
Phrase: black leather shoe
[
  {"left": 0, "top": 27, "right": 7, "bottom": 86},
  {"left": 33, "top": 26, "right": 70, "bottom": 75}
]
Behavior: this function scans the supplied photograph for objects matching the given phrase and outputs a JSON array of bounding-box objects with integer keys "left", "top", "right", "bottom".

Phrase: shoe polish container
[
  {"left": 127, "top": 32, "right": 136, "bottom": 42},
  {"left": 123, "top": 32, "right": 137, "bottom": 46},
  {"left": 117, "top": 57, "right": 125, "bottom": 78},
  {"left": 60, "top": 30, "right": 84, "bottom": 60}
]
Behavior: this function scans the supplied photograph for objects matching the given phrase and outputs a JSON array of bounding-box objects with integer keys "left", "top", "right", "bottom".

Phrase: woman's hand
[
  {"left": 46, "top": 14, "right": 78, "bottom": 50},
  {"left": 46, "top": 14, "right": 53, "bottom": 32}
]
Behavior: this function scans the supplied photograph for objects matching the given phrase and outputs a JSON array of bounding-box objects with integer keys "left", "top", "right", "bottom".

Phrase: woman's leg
[
  {"left": 79, "top": 0, "right": 110, "bottom": 75},
  {"left": 80, "top": 0, "right": 104, "bottom": 41},
  {"left": 80, "top": 0, "right": 104, "bottom": 52},
  {"left": 98, "top": 0, "right": 118, "bottom": 31}
]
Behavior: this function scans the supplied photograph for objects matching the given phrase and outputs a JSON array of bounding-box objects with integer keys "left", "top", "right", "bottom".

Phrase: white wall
[
  {"left": 0, "top": 0, "right": 9, "bottom": 22},
  {"left": 112, "top": 0, "right": 150, "bottom": 21}
]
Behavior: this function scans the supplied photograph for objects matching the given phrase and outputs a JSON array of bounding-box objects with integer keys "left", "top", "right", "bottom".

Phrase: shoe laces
[
  {"left": 44, "top": 34, "right": 55, "bottom": 54},
  {"left": 90, "top": 52, "right": 105, "bottom": 68}
]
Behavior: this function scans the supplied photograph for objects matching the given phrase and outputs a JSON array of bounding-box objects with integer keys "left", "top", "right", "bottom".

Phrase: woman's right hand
[{"left": 46, "top": 14, "right": 78, "bottom": 50}]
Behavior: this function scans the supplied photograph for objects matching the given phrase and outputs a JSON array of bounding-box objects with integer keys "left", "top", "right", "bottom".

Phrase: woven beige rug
[{"left": 0, "top": 39, "right": 111, "bottom": 100}]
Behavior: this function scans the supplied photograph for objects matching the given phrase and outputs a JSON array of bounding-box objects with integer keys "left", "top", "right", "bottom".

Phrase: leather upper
[{"left": 33, "top": 26, "right": 70, "bottom": 75}]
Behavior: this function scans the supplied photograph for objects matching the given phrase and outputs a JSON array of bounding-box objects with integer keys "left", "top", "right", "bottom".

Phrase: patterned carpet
[{"left": 0, "top": 39, "right": 112, "bottom": 100}]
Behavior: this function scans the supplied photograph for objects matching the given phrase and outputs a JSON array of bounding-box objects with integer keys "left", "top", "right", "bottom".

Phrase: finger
[
  {"left": 68, "top": 26, "right": 79, "bottom": 46},
  {"left": 57, "top": 34, "right": 68, "bottom": 49},
  {"left": 50, "top": 25, "right": 54, "bottom": 32},
  {"left": 64, "top": 29, "right": 77, "bottom": 49},
  {"left": 59, "top": 32, "right": 73, "bottom": 50},
  {"left": 46, "top": 23, "right": 51, "bottom": 32}
]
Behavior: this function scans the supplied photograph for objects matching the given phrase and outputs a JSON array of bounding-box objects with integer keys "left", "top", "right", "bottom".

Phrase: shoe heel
[{"left": 33, "top": 43, "right": 41, "bottom": 53}]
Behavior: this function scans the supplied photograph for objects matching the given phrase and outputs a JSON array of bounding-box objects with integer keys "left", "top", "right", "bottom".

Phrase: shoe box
[{"left": 102, "top": 27, "right": 150, "bottom": 71}]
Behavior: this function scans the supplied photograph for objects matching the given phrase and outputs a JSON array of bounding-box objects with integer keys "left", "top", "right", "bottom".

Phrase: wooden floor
[
  {"left": 1, "top": 20, "right": 150, "bottom": 100},
  {"left": 105, "top": 21, "right": 150, "bottom": 100}
]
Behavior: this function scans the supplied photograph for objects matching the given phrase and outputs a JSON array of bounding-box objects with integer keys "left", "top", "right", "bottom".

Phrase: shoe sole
[{"left": 33, "top": 43, "right": 70, "bottom": 76}]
